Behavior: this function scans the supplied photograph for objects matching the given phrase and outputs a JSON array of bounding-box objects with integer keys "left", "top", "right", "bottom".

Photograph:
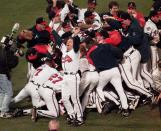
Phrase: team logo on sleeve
[{"left": 62, "top": 55, "right": 72, "bottom": 63}]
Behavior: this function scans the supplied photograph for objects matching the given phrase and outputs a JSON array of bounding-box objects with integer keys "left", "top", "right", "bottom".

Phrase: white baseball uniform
[
  {"left": 79, "top": 57, "right": 99, "bottom": 111},
  {"left": 31, "top": 63, "right": 61, "bottom": 118},
  {"left": 61, "top": 41, "right": 83, "bottom": 121},
  {"left": 144, "top": 19, "right": 160, "bottom": 76},
  {"left": 12, "top": 82, "right": 45, "bottom": 108},
  {"left": 119, "top": 47, "right": 152, "bottom": 97}
]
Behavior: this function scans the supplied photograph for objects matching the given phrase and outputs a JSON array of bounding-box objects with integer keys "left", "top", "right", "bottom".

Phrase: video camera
[{"left": 0, "top": 23, "right": 24, "bottom": 56}]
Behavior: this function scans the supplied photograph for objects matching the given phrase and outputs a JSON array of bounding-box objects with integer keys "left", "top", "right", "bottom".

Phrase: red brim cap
[{"left": 128, "top": 7, "right": 135, "bottom": 10}]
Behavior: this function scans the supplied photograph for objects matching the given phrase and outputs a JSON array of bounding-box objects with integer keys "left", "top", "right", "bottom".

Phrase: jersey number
[
  {"left": 34, "top": 69, "right": 43, "bottom": 76},
  {"left": 48, "top": 74, "right": 63, "bottom": 84}
]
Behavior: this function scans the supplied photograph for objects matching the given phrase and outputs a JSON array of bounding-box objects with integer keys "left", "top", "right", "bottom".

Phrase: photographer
[{"left": 0, "top": 45, "right": 19, "bottom": 118}]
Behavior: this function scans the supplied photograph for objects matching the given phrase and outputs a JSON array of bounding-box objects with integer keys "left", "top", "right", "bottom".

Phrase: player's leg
[
  {"left": 110, "top": 67, "right": 128, "bottom": 110},
  {"left": 130, "top": 49, "right": 141, "bottom": 80},
  {"left": 96, "top": 70, "right": 111, "bottom": 102},
  {"left": 119, "top": 60, "right": 152, "bottom": 97},
  {"left": 62, "top": 75, "right": 75, "bottom": 120},
  {"left": 81, "top": 72, "right": 99, "bottom": 112},
  {"left": 130, "top": 50, "right": 146, "bottom": 89},
  {"left": 11, "top": 83, "right": 30, "bottom": 103},
  {"left": 79, "top": 72, "right": 90, "bottom": 97},
  {"left": 70, "top": 74, "right": 83, "bottom": 122},
  {"left": 141, "top": 63, "right": 155, "bottom": 88},
  {"left": 27, "top": 83, "right": 45, "bottom": 108},
  {"left": 103, "top": 91, "right": 120, "bottom": 106},
  {"left": 136, "top": 64, "right": 146, "bottom": 89},
  {"left": 37, "top": 87, "right": 59, "bottom": 118},
  {"left": 95, "top": 92, "right": 103, "bottom": 113},
  {"left": 151, "top": 46, "right": 159, "bottom": 75}
]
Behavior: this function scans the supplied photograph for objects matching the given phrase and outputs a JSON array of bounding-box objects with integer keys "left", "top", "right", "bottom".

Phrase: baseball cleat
[
  {"left": 102, "top": 101, "right": 117, "bottom": 114},
  {"left": 13, "top": 108, "right": 23, "bottom": 117},
  {"left": 66, "top": 115, "right": 75, "bottom": 125},
  {"left": 31, "top": 106, "right": 37, "bottom": 122},
  {"left": 72, "top": 119, "right": 84, "bottom": 127},
  {"left": 121, "top": 109, "right": 130, "bottom": 117}
]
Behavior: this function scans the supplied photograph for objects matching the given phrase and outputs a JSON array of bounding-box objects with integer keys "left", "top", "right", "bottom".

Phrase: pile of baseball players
[{"left": 6, "top": 0, "right": 161, "bottom": 127}]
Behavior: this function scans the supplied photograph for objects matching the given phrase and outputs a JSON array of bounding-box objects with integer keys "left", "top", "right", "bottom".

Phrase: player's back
[{"left": 32, "top": 64, "right": 56, "bottom": 85}]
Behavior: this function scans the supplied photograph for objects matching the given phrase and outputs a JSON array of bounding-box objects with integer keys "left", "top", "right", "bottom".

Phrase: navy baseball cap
[
  {"left": 120, "top": 12, "right": 132, "bottom": 20},
  {"left": 106, "top": 19, "right": 122, "bottom": 30}
]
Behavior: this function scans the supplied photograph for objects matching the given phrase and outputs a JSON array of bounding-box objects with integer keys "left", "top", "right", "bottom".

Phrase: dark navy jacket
[
  {"left": 118, "top": 18, "right": 143, "bottom": 52},
  {"left": 89, "top": 44, "right": 123, "bottom": 72},
  {"left": 136, "top": 33, "right": 151, "bottom": 63}
]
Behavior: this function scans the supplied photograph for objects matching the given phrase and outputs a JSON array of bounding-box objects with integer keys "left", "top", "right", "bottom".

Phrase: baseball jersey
[
  {"left": 79, "top": 57, "right": 96, "bottom": 73},
  {"left": 31, "top": 64, "right": 57, "bottom": 86},
  {"left": 61, "top": 43, "right": 80, "bottom": 73},
  {"left": 144, "top": 19, "right": 160, "bottom": 44},
  {"left": 43, "top": 69, "right": 64, "bottom": 92},
  {"left": 79, "top": 57, "right": 90, "bottom": 73}
]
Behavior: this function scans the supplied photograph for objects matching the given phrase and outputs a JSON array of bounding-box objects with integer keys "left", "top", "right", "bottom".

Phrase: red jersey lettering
[{"left": 48, "top": 74, "right": 63, "bottom": 84}]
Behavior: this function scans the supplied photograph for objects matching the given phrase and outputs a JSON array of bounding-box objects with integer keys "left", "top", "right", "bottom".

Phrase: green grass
[
  {"left": 0, "top": 106, "right": 161, "bottom": 131},
  {"left": 1, "top": 0, "right": 161, "bottom": 131}
]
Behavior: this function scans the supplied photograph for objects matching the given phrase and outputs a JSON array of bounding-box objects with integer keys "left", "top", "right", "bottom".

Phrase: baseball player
[
  {"left": 11, "top": 65, "right": 46, "bottom": 118},
  {"left": 59, "top": 27, "right": 83, "bottom": 126},
  {"left": 16, "top": 17, "right": 51, "bottom": 80},
  {"left": 85, "top": 37, "right": 129, "bottom": 117},
  {"left": 78, "top": 10, "right": 101, "bottom": 31},
  {"left": 29, "top": 59, "right": 61, "bottom": 121},
  {"left": 60, "top": 0, "right": 78, "bottom": 24},
  {"left": 79, "top": 46, "right": 99, "bottom": 112},
  {"left": 127, "top": 2, "right": 145, "bottom": 28},
  {"left": 137, "top": 33, "right": 156, "bottom": 89},
  {"left": 78, "top": 0, "right": 101, "bottom": 24},
  {"left": 12, "top": 44, "right": 53, "bottom": 113},
  {"left": 144, "top": 10, "right": 160, "bottom": 76},
  {"left": 81, "top": 37, "right": 121, "bottom": 113},
  {"left": 34, "top": 67, "right": 64, "bottom": 119},
  {"left": 118, "top": 12, "right": 152, "bottom": 99}
]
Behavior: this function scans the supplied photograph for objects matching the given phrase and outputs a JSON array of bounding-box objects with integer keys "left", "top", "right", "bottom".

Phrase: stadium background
[{"left": 1, "top": 0, "right": 161, "bottom": 131}]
